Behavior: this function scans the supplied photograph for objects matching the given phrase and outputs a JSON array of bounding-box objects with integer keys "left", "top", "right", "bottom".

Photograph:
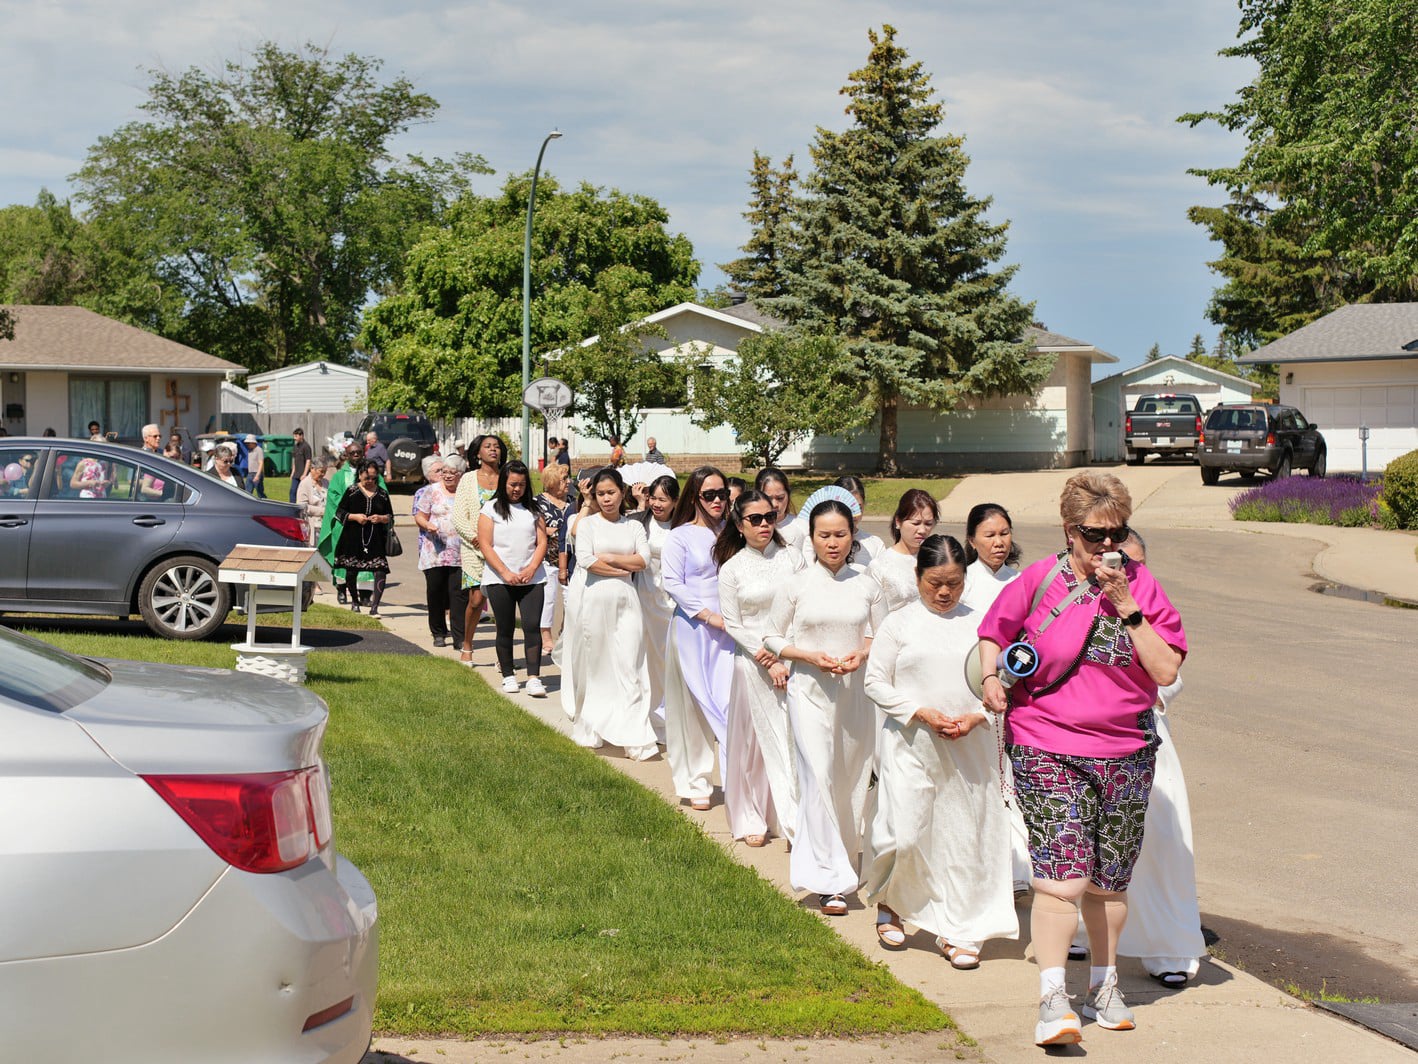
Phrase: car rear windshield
[
  {"left": 1206, "top": 408, "right": 1266, "bottom": 431},
  {"left": 0, "top": 627, "right": 109, "bottom": 713},
  {"left": 1137, "top": 397, "right": 1201, "bottom": 414},
  {"left": 368, "top": 416, "right": 435, "bottom": 443}
]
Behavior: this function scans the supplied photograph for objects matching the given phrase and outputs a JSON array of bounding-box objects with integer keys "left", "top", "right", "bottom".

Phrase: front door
[{"left": 1, "top": 373, "right": 26, "bottom": 436}]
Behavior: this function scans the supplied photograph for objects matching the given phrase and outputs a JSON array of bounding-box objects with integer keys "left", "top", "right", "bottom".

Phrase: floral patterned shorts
[{"left": 1009, "top": 744, "right": 1155, "bottom": 892}]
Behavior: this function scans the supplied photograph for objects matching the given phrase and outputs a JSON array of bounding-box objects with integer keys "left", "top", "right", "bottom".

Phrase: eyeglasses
[
  {"left": 700, "top": 489, "right": 729, "bottom": 503},
  {"left": 740, "top": 511, "right": 773, "bottom": 527},
  {"left": 1073, "top": 523, "right": 1130, "bottom": 544}
]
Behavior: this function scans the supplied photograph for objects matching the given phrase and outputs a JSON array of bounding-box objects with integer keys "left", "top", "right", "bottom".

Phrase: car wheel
[
  {"left": 1201, "top": 465, "right": 1220, "bottom": 486},
  {"left": 1128, "top": 452, "right": 1145, "bottom": 466},
  {"left": 137, "top": 555, "right": 231, "bottom": 640},
  {"left": 1274, "top": 451, "right": 1292, "bottom": 479},
  {"left": 1311, "top": 448, "right": 1327, "bottom": 478}
]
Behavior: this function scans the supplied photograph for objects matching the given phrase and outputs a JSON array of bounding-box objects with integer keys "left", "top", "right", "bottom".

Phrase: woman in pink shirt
[{"left": 978, "top": 472, "right": 1186, "bottom": 1047}]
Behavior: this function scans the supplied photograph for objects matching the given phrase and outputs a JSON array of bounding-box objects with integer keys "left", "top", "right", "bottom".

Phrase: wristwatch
[{"left": 1122, "top": 609, "right": 1144, "bottom": 629}]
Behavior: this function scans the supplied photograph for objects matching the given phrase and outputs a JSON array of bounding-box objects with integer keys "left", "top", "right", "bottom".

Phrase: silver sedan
[{"left": 0, "top": 626, "right": 378, "bottom": 1063}]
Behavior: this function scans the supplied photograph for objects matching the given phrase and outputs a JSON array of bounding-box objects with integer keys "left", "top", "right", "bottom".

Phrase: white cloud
[{"left": 0, "top": 0, "right": 1256, "bottom": 365}]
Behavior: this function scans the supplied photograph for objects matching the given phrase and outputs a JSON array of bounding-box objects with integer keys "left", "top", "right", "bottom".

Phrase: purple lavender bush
[{"left": 1229, "top": 474, "right": 1386, "bottom": 526}]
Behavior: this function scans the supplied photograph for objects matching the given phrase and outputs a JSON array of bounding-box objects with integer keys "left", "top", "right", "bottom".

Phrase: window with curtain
[{"left": 69, "top": 377, "right": 149, "bottom": 439}]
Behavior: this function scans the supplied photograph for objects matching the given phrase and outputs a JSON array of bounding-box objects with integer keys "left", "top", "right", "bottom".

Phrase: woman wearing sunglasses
[
  {"left": 976, "top": 472, "right": 1186, "bottom": 1047},
  {"left": 660, "top": 466, "right": 735, "bottom": 811},
  {"left": 714, "top": 489, "right": 802, "bottom": 847}
]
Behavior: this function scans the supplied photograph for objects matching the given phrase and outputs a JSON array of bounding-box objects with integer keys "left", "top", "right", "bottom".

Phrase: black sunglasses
[
  {"left": 740, "top": 511, "right": 773, "bottom": 527},
  {"left": 700, "top": 488, "right": 730, "bottom": 503},
  {"left": 1073, "top": 523, "right": 1130, "bottom": 544}
]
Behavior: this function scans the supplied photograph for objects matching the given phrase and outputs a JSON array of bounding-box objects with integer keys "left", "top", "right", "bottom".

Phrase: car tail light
[
  {"left": 252, "top": 514, "right": 308, "bottom": 543},
  {"left": 142, "top": 768, "right": 324, "bottom": 873},
  {"left": 1194, "top": 415, "right": 1202, "bottom": 436},
  {"left": 1125, "top": 415, "right": 1133, "bottom": 435},
  {"left": 1267, "top": 431, "right": 1276, "bottom": 446},
  {"left": 432, "top": 441, "right": 441, "bottom": 455},
  {"left": 306, "top": 763, "right": 333, "bottom": 849}
]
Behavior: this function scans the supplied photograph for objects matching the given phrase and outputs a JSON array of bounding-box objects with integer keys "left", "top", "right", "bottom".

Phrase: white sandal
[{"left": 875, "top": 908, "right": 906, "bottom": 949}]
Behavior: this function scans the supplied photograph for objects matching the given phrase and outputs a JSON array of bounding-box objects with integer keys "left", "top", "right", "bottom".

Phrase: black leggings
[
  {"left": 344, "top": 571, "right": 387, "bottom": 607},
  {"left": 484, "top": 582, "right": 546, "bottom": 678}
]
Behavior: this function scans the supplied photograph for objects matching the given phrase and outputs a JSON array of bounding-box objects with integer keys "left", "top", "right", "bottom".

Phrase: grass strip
[{"left": 22, "top": 628, "right": 952, "bottom": 1039}]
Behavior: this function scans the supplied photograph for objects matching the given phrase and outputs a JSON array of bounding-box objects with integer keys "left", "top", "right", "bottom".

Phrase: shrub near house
[{"left": 1229, "top": 474, "right": 1395, "bottom": 528}]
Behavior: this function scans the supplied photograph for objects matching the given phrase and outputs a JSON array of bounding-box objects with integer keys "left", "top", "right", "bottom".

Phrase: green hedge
[{"left": 1381, "top": 449, "right": 1418, "bottom": 529}]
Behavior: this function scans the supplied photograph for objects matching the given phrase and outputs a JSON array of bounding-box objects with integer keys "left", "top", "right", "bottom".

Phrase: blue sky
[{"left": 0, "top": 0, "right": 1252, "bottom": 375}]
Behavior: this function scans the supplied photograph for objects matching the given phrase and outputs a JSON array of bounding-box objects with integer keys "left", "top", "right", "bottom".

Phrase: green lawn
[{"left": 21, "top": 628, "right": 953, "bottom": 1039}]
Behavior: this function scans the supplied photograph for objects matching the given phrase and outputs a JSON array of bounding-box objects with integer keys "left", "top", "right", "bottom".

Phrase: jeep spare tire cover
[{"left": 389, "top": 437, "right": 421, "bottom": 474}]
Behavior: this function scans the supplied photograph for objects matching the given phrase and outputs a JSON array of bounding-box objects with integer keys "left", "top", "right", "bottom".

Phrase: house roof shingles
[
  {"left": 0, "top": 305, "right": 245, "bottom": 374},
  {"left": 1237, "top": 303, "right": 1418, "bottom": 364}
]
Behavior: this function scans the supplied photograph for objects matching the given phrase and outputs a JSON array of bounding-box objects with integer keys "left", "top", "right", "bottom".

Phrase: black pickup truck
[{"left": 1125, "top": 393, "right": 1204, "bottom": 465}]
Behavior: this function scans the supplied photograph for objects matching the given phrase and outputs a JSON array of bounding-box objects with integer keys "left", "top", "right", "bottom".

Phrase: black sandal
[{"left": 1154, "top": 971, "right": 1188, "bottom": 988}]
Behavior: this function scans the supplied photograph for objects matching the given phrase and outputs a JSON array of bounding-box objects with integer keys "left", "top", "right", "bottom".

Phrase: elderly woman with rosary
[{"left": 977, "top": 472, "right": 1186, "bottom": 1048}]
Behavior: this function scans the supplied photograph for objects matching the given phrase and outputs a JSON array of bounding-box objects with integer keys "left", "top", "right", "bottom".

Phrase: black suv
[
  {"left": 355, "top": 411, "right": 440, "bottom": 486},
  {"left": 1198, "top": 403, "right": 1326, "bottom": 485}
]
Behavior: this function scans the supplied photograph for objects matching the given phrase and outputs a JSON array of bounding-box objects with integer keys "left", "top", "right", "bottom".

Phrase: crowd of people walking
[{"left": 306, "top": 444, "right": 1197, "bottom": 1048}]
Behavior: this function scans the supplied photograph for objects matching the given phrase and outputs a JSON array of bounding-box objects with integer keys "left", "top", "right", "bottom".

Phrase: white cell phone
[{"left": 1101, "top": 551, "right": 1124, "bottom": 569}]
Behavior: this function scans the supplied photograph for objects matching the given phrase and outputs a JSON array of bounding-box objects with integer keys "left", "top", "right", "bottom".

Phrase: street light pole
[{"left": 522, "top": 129, "right": 563, "bottom": 464}]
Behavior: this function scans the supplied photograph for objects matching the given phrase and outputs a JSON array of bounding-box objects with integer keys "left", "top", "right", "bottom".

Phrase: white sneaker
[
  {"left": 500, "top": 675, "right": 519, "bottom": 694},
  {"left": 1035, "top": 986, "right": 1082, "bottom": 1046},
  {"left": 524, "top": 677, "right": 547, "bottom": 697}
]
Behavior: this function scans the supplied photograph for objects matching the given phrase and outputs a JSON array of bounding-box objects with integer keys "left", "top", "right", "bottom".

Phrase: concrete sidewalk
[{"left": 359, "top": 469, "right": 1416, "bottom": 1063}]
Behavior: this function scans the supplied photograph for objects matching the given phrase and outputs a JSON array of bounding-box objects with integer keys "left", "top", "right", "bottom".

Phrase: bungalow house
[
  {"left": 1236, "top": 304, "right": 1418, "bottom": 471},
  {"left": 0, "top": 305, "right": 243, "bottom": 442},
  {"left": 1090, "top": 355, "right": 1259, "bottom": 463},
  {"left": 561, "top": 303, "right": 1115, "bottom": 472},
  {"left": 804, "top": 326, "right": 1116, "bottom": 473}
]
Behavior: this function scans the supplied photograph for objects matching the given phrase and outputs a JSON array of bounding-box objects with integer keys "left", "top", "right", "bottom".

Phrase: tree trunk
[{"left": 877, "top": 388, "right": 899, "bottom": 476}]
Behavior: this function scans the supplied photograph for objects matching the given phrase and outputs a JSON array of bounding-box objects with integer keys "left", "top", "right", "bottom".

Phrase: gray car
[
  {"left": 0, "top": 437, "right": 312, "bottom": 639},
  {"left": 0, "top": 624, "right": 377, "bottom": 1063}
]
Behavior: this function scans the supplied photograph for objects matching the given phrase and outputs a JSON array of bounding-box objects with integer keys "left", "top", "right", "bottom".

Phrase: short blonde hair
[
  {"left": 540, "top": 462, "right": 568, "bottom": 490},
  {"left": 1059, "top": 472, "right": 1132, "bottom": 528}
]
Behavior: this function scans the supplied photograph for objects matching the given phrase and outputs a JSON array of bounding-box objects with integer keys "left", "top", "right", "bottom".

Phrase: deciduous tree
[
  {"left": 682, "top": 330, "right": 861, "bottom": 467},
  {"left": 772, "top": 26, "right": 1042, "bottom": 474},
  {"left": 1182, "top": 0, "right": 1418, "bottom": 346},
  {"left": 74, "top": 42, "right": 481, "bottom": 372},
  {"left": 361, "top": 176, "right": 698, "bottom": 418}
]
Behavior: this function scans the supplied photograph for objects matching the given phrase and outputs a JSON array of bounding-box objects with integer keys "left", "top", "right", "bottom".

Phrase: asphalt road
[{"left": 1012, "top": 520, "right": 1418, "bottom": 1002}]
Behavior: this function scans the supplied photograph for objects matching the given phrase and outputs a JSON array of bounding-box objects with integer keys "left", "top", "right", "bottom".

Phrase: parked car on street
[
  {"left": 1198, "top": 403, "right": 1327, "bottom": 484},
  {"left": 0, "top": 624, "right": 378, "bottom": 1063},
  {"left": 1125, "top": 393, "right": 1204, "bottom": 465},
  {"left": 0, "top": 437, "right": 311, "bottom": 639},
  {"left": 355, "top": 411, "right": 439, "bottom": 487}
]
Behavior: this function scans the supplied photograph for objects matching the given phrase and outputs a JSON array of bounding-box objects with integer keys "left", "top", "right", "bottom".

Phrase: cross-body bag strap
[{"left": 1026, "top": 554, "right": 1093, "bottom": 637}]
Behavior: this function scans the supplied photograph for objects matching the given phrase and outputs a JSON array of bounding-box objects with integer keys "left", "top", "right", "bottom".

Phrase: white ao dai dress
[
  {"left": 569, "top": 513, "right": 657, "bottom": 761},
  {"left": 1118, "top": 677, "right": 1206, "bottom": 977},
  {"left": 718, "top": 542, "right": 801, "bottom": 841},
  {"left": 764, "top": 561, "right": 887, "bottom": 897},
  {"left": 866, "top": 548, "right": 919, "bottom": 614},
  {"left": 637, "top": 517, "right": 675, "bottom": 723},
  {"left": 959, "top": 556, "right": 1030, "bottom": 886},
  {"left": 862, "top": 600, "right": 1018, "bottom": 950}
]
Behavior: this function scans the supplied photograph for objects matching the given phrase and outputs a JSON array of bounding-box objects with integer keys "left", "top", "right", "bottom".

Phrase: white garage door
[{"left": 1302, "top": 385, "right": 1418, "bottom": 472}]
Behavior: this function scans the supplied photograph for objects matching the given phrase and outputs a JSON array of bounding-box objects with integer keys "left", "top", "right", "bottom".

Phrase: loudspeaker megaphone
[{"left": 964, "top": 640, "right": 1040, "bottom": 701}]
